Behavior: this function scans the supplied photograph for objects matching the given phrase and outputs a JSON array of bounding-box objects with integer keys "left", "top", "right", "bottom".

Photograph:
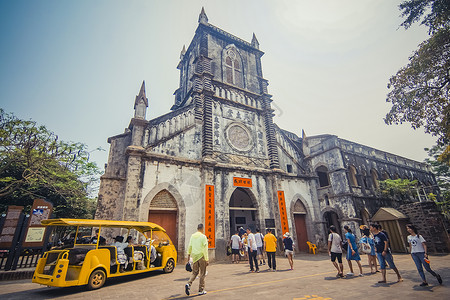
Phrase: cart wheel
[
  {"left": 87, "top": 269, "right": 106, "bottom": 290},
  {"left": 164, "top": 258, "right": 175, "bottom": 273}
]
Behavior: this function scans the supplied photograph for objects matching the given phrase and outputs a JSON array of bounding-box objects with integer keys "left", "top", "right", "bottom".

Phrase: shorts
[
  {"left": 257, "top": 247, "right": 264, "bottom": 255},
  {"left": 231, "top": 248, "right": 239, "bottom": 255},
  {"left": 376, "top": 252, "right": 396, "bottom": 270},
  {"left": 285, "top": 249, "right": 294, "bottom": 256},
  {"left": 330, "top": 252, "right": 342, "bottom": 263}
]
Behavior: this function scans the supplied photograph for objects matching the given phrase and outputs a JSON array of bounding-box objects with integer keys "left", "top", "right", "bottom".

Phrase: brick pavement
[{"left": 0, "top": 253, "right": 448, "bottom": 299}]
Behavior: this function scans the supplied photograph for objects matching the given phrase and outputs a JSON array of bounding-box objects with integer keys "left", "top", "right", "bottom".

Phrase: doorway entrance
[
  {"left": 229, "top": 188, "right": 258, "bottom": 236},
  {"left": 293, "top": 200, "right": 309, "bottom": 252},
  {"left": 324, "top": 211, "right": 341, "bottom": 236},
  {"left": 148, "top": 190, "right": 178, "bottom": 250}
]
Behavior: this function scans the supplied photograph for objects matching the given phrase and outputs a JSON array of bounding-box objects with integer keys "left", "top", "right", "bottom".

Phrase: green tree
[
  {"left": 0, "top": 108, "right": 102, "bottom": 218},
  {"left": 385, "top": 0, "right": 450, "bottom": 163},
  {"left": 378, "top": 178, "right": 419, "bottom": 200},
  {"left": 425, "top": 145, "right": 450, "bottom": 219}
]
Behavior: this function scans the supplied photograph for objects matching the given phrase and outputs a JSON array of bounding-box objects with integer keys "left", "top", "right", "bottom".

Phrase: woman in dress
[
  {"left": 406, "top": 224, "right": 442, "bottom": 286},
  {"left": 344, "top": 225, "right": 363, "bottom": 276},
  {"left": 359, "top": 225, "right": 378, "bottom": 273}
]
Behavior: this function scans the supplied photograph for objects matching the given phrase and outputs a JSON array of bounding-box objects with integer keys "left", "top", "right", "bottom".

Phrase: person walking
[
  {"left": 344, "top": 225, "right": 363, "bottom": 276},
  {"left": 359, "top": 225, "right": 378, "bottom": 273},
  {"left": 370, "top": 224, "right": 402, "bottom": 284},
  {"left": 263, "top": 228, "right": 277, "bottom": 271},
  {"left": 255, "top": 228, "right": 266, "bottom": 266},
  {"left": 230, "top": 231, "right": 242, "bottom": 263},
  {"left": 185, "top": 224, "right": 209, "bottom": 296},
  {"left": 283, "top": 232, "right": 294, "bottom": 270},
  {"left": 246, "top": 228, "right": 259, "bottom": 272},
  {"left": 327, "top": 225, "right": 344, "bottom": 278},
  {"left": 406, "top": 224, "right": 442, "bottom": 286},
  {"left": 241, "top": 233, "right": 249, "bottom": 261}
]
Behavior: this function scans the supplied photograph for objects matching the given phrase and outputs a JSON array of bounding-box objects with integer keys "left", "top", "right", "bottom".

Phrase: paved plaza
[{"left": 0, "top": 253, "right": 448, "bottom": 300}]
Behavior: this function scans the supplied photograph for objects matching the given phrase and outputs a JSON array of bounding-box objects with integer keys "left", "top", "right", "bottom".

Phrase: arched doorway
[
  {"left": 324, "top": 210, "right": 341, "bottom": 236},
  {"left": 229, "top": 188, "right": 258, "bottom": 236},
  {"left": 148, "top": 190, "right": 178, "bottom": 250},
  {"left": 293, "top": 200, "right": 309, "bottom": 252}
]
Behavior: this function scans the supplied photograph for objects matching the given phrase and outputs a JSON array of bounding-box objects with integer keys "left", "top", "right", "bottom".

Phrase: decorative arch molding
[
  {"left": 321, "top": 206, "right": 344, "bottom": 221},
  {"left": 140, "top": 182, "right": 186, "bottom": 256},
  {"left": 224, "top": 186, "right": 262, "bottom": 234},
  {"left": 289, "top": 194, "right": 314, "bottom": 252}
]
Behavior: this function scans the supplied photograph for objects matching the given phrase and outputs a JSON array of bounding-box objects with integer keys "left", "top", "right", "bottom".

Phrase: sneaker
[
  {"left": 346, "top": 272, "right": 354, "bottom": 276},
  {"left": 185, "top": 284, "right": 190, "bottom": 296},
  {"left": 198, "top": 291, "right": 207, "bottom": 295},
  {"left": 436, "top": 274, "right": 442, "bottom": 285},
  {"left": 263, "top": 262, "right": 266, "bottom": 265},
  {"left": 273, "top": 269, "right": 276, "bottom": 272},
  {"left": 358, "top": 274, "right": 364, "bottom": 277},
  {"left": 419, "top": 282, "right": 429, "bottom": 287}
]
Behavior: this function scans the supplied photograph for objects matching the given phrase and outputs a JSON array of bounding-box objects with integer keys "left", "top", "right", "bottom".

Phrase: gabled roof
[{"left": 371, "top": 207, "right": 408, "bottom": 221}]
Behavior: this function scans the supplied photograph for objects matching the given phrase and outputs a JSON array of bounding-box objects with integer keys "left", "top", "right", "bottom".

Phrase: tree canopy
[
  {"left": 385, "top": 0, "right": 450, "bottom": 163},
  {"left": 0, "top": 109, "right": 102, "bottom": 218}
]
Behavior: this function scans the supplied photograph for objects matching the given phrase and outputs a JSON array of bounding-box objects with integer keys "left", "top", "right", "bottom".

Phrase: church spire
[
  {"left": 134, "top": 80, "right": 148, "bottom": 119},
  {"left": 251, "top": 33, "right": 259, "bottom": 49},
  {"left": 198, "top": 7, "right": 208, "bottom": 24},
  {"left": 180, "top": 45, "right": 186, "bottom": 60}
]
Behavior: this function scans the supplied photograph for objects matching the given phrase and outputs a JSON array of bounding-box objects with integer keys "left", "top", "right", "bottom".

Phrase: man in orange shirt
[{"left": 263, "top": 228, "right": 277, "bottom": 271}]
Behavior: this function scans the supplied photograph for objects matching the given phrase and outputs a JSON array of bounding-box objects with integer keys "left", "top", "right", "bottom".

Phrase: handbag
[
  {"left": 226, "top": 245, "right": 232, "bottom": 256},
  {"left": 185, "top": 262, "right": 192, "bottom": 272},
  {"left": 359, "top": 238, "right": 372, "bottom": 254}
]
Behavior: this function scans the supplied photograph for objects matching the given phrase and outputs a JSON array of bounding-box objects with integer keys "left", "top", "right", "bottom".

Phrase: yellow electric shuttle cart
[{"left": 32, "top": 219, "right": 177, "bottom": 290}]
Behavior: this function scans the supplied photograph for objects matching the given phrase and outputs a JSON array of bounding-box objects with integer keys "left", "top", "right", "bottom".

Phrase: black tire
[
  {"left": 163, "top": 258, "right": 175, "bottom": 273},
  {"left": 87, "top": 269, "right": 106, "bottom": 290}
]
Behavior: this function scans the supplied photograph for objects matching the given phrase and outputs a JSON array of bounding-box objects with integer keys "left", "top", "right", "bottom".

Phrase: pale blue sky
[{"left": 0, "top": 0, "right": 436, "bottom": 180}]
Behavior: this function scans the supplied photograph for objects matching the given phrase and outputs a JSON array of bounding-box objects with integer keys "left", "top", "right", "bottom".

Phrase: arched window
[
  {"left": 324, "top": 195, "right": 330, "bottom": 206},
  {"left": 349, "top": 165, "right": 359, "bottom": 187},
  {"left": 223, "top": 47, "right": 243, "bottom": 88},
  {"left": 361, "top": 170, "right": 369, "bottom": 189},
  {"left": 316, "top": 166, "right": 330, "bottom": 187},
  {"left": 371, "top": 169, "right": 379, "bottom": 189}
]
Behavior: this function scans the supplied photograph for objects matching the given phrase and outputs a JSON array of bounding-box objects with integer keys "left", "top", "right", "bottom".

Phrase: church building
[{"left": 96, "top": 9, "right": 440, "bottom": 260}]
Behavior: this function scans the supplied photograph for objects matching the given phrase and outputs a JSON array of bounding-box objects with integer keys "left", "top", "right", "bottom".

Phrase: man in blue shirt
[{"left": 370, "top": 224, "right": 402, "bottom": 284}]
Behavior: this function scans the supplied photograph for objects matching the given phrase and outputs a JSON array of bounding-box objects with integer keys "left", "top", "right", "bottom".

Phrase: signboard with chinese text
[
  {"left": 277, "top": 191, "right": 289, "bottom": 236},
  {"left": 0, "top": 206, "right": 23, "bottom": 248},
  {"left": 233, "top": 177, "right": 252, "bottom": 188},
  {"left": 205, "top": 185, "right": 215, "bottom": 248},
  {"left": 23, "top": 199, "right": 53, "bottom": 247}
]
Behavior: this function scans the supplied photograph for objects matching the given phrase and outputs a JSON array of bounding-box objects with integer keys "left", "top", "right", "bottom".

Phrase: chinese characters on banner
[
  {"left": 205, "top": 185, "right": 215, "bottom": 248},
  {"left": 277, "top": 191, "right": 289, "bottom": 236},
  {"left": 233, "top": 177, "right": 252, "bottom": 188}
]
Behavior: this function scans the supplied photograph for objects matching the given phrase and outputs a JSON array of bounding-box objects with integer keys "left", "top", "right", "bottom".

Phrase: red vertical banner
[
  {"left": 205, "top": 185, "right": 215, "bottom": 248},
  {"left": 277, "top": 191, "right": 289, "bottom": 236}
]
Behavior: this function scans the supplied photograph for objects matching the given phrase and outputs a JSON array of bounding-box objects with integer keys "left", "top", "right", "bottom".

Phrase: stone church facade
[{"left": 96, "top": 9, "right": 439, "bottom": 260}]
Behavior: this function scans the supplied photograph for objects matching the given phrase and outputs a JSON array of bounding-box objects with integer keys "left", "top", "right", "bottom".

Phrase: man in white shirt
[
  {"left": 246, "top": 228, "right": 259, "bottom": 272},
  {"left": 230, "top": 231, "right": 241, "bottom": 263},
  {"left": 327, "top": 225, "right": 344, "bottom": 278}
]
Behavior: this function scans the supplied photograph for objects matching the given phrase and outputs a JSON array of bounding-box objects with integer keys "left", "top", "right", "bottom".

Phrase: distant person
[
  {"left": 406, "top": 224, "right": 442, "bottom": 286},
  {"left": 283, "top": 232, "right": 294, "bottom": 270},
  {"left": 328, "top": 225, "right": 344, "bottom": 278},
  {"left": 230, "top": 231, "right": 242, "bottom": 263},
  {"left": 90, "top": 229, "right": 106, "bottom": 245},
  {"left": 359, "top": 225, "right": 378, "bottom": 273},
  {"left": 263, "top": 228, "right": 277, "bottom": 271},
  {"left": 241, "top": 233, "right": 249, "bottom": 261},
  {"left": 246, "top": 228, "right": 259, "bottom": 272},
  {"left": 112, "top": 236, "right": 128, "bottom": 272},
  {"left": 185, "top": 224, "right": 209, "bottom": 296},
  {"left": 344, "top": 225, "right": 363, "bottom": 276},
  {"left": 370, "top": 224, "right": 402, "bottom": 283},
  {"left": 255, "top": 228, "right": 266, "bottom": 266}
]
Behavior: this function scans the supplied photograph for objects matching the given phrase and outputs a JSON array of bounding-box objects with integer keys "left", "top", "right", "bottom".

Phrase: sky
[{"left": 0, "top": 0, "right": 437, "bottom": 181}]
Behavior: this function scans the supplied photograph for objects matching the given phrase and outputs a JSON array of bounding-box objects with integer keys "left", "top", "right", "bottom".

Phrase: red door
[
  {"left": 294, "top": 214, "right": 308, "bottom": 252},
  {"left": 148, "top": 210, "right": 177, "bottom": 250}
]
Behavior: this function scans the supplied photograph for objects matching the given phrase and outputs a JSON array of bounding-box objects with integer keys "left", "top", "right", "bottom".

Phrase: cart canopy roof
[{"left": 41, "top": 218, "right": 166, "bottom": 232}]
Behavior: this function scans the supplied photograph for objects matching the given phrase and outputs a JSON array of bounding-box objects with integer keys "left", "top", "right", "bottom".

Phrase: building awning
[{"left": 371, "top": 207, "right": 408, "bottom": 221}]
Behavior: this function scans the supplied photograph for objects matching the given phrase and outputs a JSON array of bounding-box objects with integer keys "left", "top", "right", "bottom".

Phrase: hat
[
  {"left": 114, "top": 236, "right": 124, "bottom": 242},
  {"left": 283, "top": 232, "right": 291, "bottom": 238}
]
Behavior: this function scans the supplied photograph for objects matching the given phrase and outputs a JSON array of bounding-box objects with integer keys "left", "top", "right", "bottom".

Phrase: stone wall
[{"left": 398, "top": 201, "right": 450, "bottom": 253}]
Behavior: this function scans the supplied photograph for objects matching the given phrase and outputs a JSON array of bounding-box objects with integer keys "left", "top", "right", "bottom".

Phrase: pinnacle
[
  {"left": 251, "top": 33, "right": 260, "bottom": 49},
  {"left": 199, "top": 7, "right": 208, "bottom": 24}
]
